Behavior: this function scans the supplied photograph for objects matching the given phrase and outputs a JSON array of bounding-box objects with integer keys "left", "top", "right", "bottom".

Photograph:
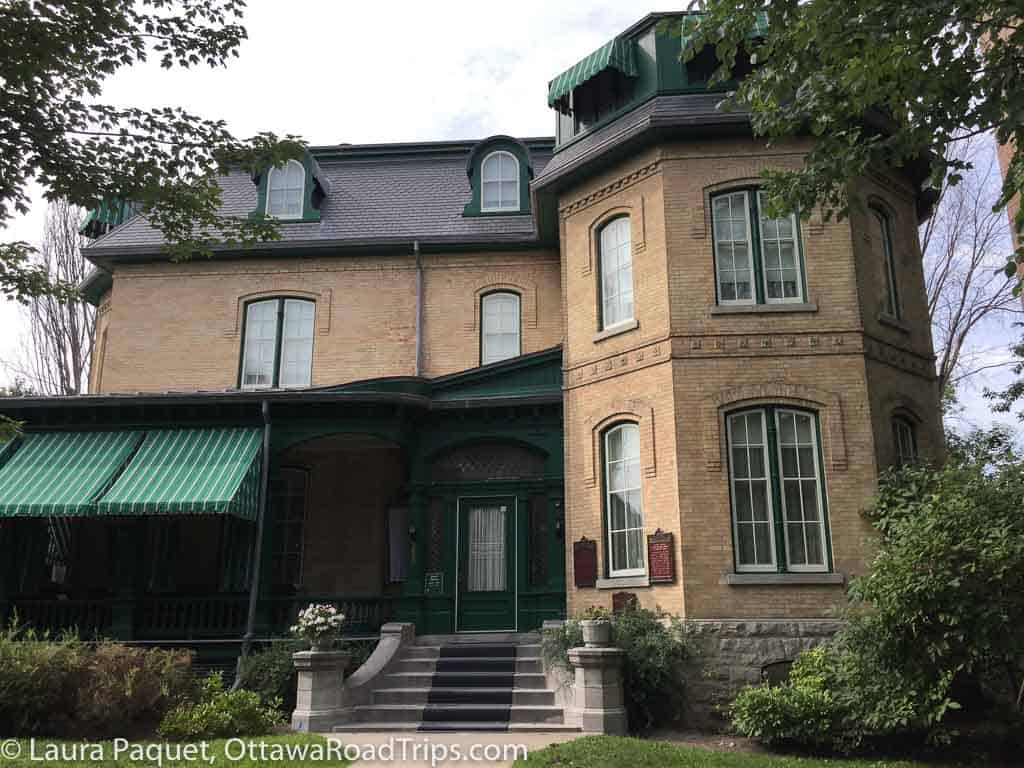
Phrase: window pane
[
  {"left": 483, "top": 181, "right": 499, "bottom": 208},
  {"left": 481, "top": 152, "right": 518, "bottom": 211},
  {"left": 776, "top": 409, "right": 827, "bottom": 570},
  {"left": 713, "top": 192, "right": 754, "bottom": 303},
  {"left": 481, "top": 293, "right": 520, "bottom": 364},
  {"left": 279, "top": 300, "right": 314, "bottom": 388},
  {"left": 758, "top": 192, "right": 802, "bottom": 303},
  {"left": 872, "top": 209, "right": 899, "bottom": 317},
  {"left": 738, "top": 525, "right": 756, "bottom": 565},
  {"left": 599, "top": 218, "right": 632, "bottom": 328},
  {"left": 605, "top": 423, "right": 643, "bottom": 574},
  {"left": 267, "top": 160, "right": 305, "bottom": 218},
  {"left": 241, "top": 300, "right": 278, "bottom": 389}
]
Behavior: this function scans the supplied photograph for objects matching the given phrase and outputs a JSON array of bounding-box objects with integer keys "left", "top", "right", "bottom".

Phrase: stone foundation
[{"left": 681, "top": 619, "right": 844, "bottom": 725}]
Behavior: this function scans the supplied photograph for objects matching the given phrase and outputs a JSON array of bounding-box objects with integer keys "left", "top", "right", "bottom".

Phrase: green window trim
[
  {"left": 237, "top": 297, "right": 315, "bottom": 390},
  {"left": 725, "top": 406, "right": 833, "bottom": 575},
  {"left": 249, "top": 151, "right": 327, "bottom": 223},
  {"left": 463, "top": 138, "right": 533, "bottom": 217},
  {"left": 892, "top": 416, "right": 918, "bottom": 466},
  {"left": 710, "top": 189, "right": 808, "bottom": 306}
]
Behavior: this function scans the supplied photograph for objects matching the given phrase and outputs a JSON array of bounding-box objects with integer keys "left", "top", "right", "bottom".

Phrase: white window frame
[
  {"left": 598, "top": 216, "right": 634, "bottom": 330},
  {"left": 480, "top": 151, "right": 520, "bottom": 213},
  {"left": 726, "top": 410, "right": 778, "bottom": 572},
  {"left": 239, "top": 297, "right": 315, "bottom": 390},
  {"left": 712, "top": 191, "right": 757, "bottom": 306},
  {"left": 266, "top": 159, "right": 306, "bottom": 220},
  {"left": 774, "top": 408, "right": 829, "bottom": 573},
  {"left": 603, "top": 422, "right": 645, "bottom": 578},
  {"left": 480, "top": 291, "right": 521, "bottom": 365},
  {"left": 756, "top": 191, "right": 805, "bottom": 305}
]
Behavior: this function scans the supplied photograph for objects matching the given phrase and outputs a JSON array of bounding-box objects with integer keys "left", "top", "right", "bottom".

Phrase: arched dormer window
[
  {"left": 266, "top": 160, "right": 306, "bottom": 219},
  {"left": 481, "top": 151, "right": 520, "bottom": 212}
]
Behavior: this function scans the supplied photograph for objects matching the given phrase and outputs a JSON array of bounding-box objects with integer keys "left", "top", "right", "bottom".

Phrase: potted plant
[
  {"left": 580, "top": 606, "right": 612, "bottom": 647},
  {"left": 291, "top": 602, "right": 346, "bottom": 651}
]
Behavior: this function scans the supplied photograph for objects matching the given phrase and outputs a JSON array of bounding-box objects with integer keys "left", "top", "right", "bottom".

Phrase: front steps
[{"left": 333, "top": 633, "right": 578, "bottom": 733}]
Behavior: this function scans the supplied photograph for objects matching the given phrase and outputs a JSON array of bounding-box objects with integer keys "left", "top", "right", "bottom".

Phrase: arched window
[
  {"left": 727, "top": 407, "right": 830, "bottom": 572},
  {"left": 869, "top": 206, "right": 900, "bottom": 319},
  {"left": 603, "top": 422, "right": 644, "bottom": 577},
  {"left": 266, "top": 159, "right": 306, "bottom": 219},
  {"left": 598, "top": 216, "right": 633, "bottom": 329},
  {"left": 892, "top": 417, "right": 918, "bottom": 466},
  {"left": 480, "top": 291, "right": 521, "bottom": 365},
  {"left": 240, "top": 298, "right": 314, "bottom": 389},
  {"left": 481, "top": 151, "right": 520, "bottom": 212}
]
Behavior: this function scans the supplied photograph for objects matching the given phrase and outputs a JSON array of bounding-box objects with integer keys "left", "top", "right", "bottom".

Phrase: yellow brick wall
[
  {"left": 92, "top": 251, "right": 561, "bottom": 393},
  {"left": 557, "top": 139, "right": 941, "bottom": 621}
]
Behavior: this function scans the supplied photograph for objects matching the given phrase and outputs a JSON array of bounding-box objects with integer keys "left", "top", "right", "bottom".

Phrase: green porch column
[
  {"left": 0, "top": 521, "right": 13, "bottom": 625},
  {"left": 110, "top": 519, "right": 145, "bottom": 640}
]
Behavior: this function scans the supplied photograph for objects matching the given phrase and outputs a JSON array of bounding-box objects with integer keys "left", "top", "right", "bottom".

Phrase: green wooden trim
[
  {"left": 764, "top": 408, "right": 785, "bottom": 571},
  {"left": 813, "top": 416, "right": 835, "bottom": 572},
  {"left": 463, "top": 140, "right": 533, "bottom": 217},
  {"left": 249, "top": 152, "right": 323, "bottom": 223}
]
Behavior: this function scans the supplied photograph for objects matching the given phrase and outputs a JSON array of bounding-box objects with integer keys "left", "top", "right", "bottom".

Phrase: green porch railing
[
  {"left": 3, "top": 594, "right": 397, "bottom": 639},
  {"left": 136, "top": 595, "right": 249, "bottom": 639},
  {"left": 268, "top": 595, "right": 398, "bottom": 634},
  {"left": 6, "top": 599, "right": 114, "bottom": 638}
]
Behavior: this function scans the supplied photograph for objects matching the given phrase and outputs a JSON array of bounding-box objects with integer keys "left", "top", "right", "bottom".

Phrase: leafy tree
[
  {"left": 985, "top": 322, "right": 1024, "bottom": 419},
  {"left": 684, "top": 0, "right": 1023, "bottom": 292},
  {"left": 0, "top": 0, "right": 304, "bottom": 302}
]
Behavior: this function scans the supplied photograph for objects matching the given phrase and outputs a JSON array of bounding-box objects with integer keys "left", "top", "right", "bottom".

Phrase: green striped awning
[
  {"left": 0, "top": 431, "right": 143, "bottom": 517},
  {"left": 680, "top": 11, "right": 770, "bottom": 55},
  {"left": 547, "top": 37, "right": 639, "bottom": 108},
  {"left": 96, "top": 428, "right": 262, "bottom": 519}
]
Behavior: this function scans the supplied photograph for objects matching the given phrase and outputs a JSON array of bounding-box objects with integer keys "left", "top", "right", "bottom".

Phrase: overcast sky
[{"left": 0, "top": 0, "right": 1020, "bottom": 435}]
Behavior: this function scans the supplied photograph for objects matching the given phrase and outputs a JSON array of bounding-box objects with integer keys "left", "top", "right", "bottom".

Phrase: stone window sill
[
  {"left": 596, "top": 574, "right": 650, "bottom": 589},
  {"left": 593, "top": 318, "right": 639, "bottom": 343},
  {"left": 711, "top": 302, "right": 818, "bottom": 316},
  {"left": 877, "top": 314, "right": 911, "bottom": 334},
  {"left": 719, "top": 572, "right": 846, "bottom": 586}
]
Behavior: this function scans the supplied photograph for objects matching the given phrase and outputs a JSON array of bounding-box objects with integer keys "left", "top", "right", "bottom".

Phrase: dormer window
[
  {"left": 481, "top": 151, "right": 520, "bottom": 212},
  {"left": 266, "top": 160, "right": 306, "bottom": 219}
]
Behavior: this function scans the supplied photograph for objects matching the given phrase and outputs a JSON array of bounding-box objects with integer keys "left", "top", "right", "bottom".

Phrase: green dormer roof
[{"left": 547, "top": 37, "right": 639, "bottom": 110}]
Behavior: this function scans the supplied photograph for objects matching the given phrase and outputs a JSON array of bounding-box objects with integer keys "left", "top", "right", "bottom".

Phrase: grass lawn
[
  {"left": 2, "top": 735, "right": 348, "bottom": 768},
  {"left": 515, "top": 736, "right": 927, "bottom": 768}
]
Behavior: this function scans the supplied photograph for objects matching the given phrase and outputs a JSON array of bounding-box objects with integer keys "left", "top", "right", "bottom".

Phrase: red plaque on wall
[
  {"left": 573, "top": 537, "right": 597, "bottom": 588},
  {"left": 612, "top": 591, "right": 638, "bottom": 614},
  {"left": 647, "top": 529, "right": 676, "bottom": 583}
]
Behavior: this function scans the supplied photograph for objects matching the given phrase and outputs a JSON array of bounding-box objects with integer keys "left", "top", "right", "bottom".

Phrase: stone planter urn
[
  {"left": 581, "top": 618, "right": 611, "bottom": 647},
  {"left": 310, "top": 637, "right": 335, "bottom": 652}
]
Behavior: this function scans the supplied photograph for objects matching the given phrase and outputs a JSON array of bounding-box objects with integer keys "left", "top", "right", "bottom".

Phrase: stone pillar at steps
[
  {"left": 567, "top": 644, "right": 628, "bottom": 735},
  {"left": 291, "top": 650, "right": 350, "bottom": 732}
]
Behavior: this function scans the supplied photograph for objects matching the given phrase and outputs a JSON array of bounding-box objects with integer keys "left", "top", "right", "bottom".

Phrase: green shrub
[
  {"left": 158, "top": 671, "right": 282, "bottom": 740},
  {"left": 0, "top": 619, "right": 194, "bottom": 737},
  {"left": 237, "top": 637, "right": 376, "bottom": 715},
  {"left": 542, "top": 606, "right": 691, "bottom": 733},
  {"left": 731, "top": 646, "right": 855, "bottom": 752}
]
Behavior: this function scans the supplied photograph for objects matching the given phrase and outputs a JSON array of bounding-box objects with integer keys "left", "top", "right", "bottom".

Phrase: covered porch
[{"left": 0, "top": 348, "right": 566, "bottom": 643}]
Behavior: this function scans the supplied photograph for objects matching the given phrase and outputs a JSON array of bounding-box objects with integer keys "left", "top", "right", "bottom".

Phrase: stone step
[
  {"left": 372, "top": 687, "right": 555, "bottom": 706},
  {"left": 332, "top": 721, "right": 581, "bottom": 733},
  {"left": 416, "top": 632, "right": 540, "bottom": 646},
  {"left": 394, "top": 657, "right": 541, "bottom": 674},
  {"left": 347, "top": 704, "right": 565, "bottom": 725},
  {"left": 401, "top": 643, "right": 543, "bottom": 660},
  {"left": 378, "top": 671, "right": 548, "bottom": 689}
]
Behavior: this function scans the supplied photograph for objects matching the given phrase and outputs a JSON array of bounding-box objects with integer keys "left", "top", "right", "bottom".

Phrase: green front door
[{"left": 457, "top": 497, "right": 516, "bottom": 631}]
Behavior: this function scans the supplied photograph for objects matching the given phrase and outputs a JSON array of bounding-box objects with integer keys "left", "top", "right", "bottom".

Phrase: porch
[{"left": 0, "top": 348, "right": 567, "bottom": 644}]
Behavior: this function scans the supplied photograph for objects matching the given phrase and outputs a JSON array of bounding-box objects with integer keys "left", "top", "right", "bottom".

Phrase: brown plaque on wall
[
  {"left": 573, "top": 537, "right": 597, "bottom": 588},
  {"left": 647, "top": 529, "right": 676, "bottom": 583},
  {"left": 612, "top": 591, "right": 638, "bottom": 614}
]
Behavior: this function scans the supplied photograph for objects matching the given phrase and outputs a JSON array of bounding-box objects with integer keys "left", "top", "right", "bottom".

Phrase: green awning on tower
[
  {"left": 547, "top": 37, "right": 639, "bottom": 108},
  {"left": 0, "top": 431, "right": 143, "bottom": 517},
  {"left": 96, "top": 427, "right": 262, "bottom": 520}
]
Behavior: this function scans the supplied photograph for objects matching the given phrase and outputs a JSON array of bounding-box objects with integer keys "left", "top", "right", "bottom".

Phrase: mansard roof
[{"left": 82, "top": 137, "right": 555, "bottom": 262}]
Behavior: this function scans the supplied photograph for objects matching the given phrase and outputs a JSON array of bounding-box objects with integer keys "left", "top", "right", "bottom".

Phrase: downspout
[
  {"left": 234, "top": 399, "right": 271, "bottom": 688},
  {"left": 414, "top": 240, "right": 423, "bottom": 377}
]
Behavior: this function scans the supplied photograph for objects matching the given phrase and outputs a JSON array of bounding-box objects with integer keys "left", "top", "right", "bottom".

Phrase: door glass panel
[{"left": 467, "top": 503, "right": 506, "bottom": 592}]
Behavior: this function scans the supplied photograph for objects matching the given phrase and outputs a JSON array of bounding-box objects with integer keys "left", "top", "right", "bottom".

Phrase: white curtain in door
[{"left": 467, "top": 504, "right": 506, "bottom": 592}]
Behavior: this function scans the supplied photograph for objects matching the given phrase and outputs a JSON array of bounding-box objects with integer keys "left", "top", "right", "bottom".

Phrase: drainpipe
[
  {"left": 234, "top": 399, "right": 271, "bottom": 688},
  {"left": 414, "top": 240, "right": 423, "bottom": 377}
]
